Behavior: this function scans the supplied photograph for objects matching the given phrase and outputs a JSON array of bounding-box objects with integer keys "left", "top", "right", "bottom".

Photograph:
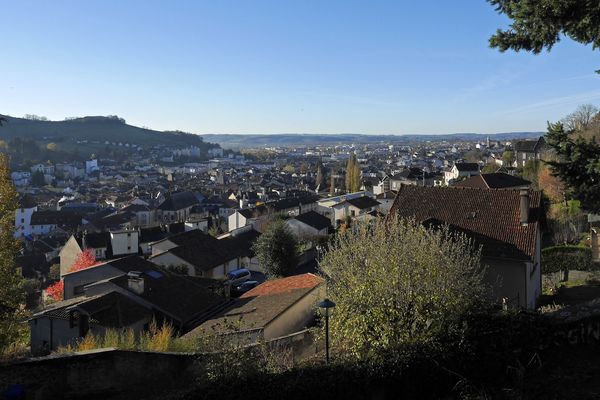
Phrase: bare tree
[{"left": 562, "top": 104, "right": 599, "bottom": 132}]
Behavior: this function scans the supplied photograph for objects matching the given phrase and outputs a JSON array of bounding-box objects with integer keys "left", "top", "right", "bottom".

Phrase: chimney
[
  {"left": 519, "top": 190, "right": 529, "bottom": 226},
  {"left": 127, "top": 271, "right": 144, "bottom": 295}
]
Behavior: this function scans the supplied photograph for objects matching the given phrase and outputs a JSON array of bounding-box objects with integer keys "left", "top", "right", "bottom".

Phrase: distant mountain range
[
  {"left": 0, "top": 114, "right": 544, "bottom": 150},
  {"left": 0, "top": 115, "right": 212, "bottom": 148},
  {"left": 203, "top": 132, "right": 544, "bottom": 149}
]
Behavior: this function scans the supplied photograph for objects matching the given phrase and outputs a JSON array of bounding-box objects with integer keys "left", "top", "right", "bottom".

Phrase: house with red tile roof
[
  {"left": 183, "top": 273, "right": 324, "bottom": 344},
  {"left": 388, "top": 185, "right": 544, "bottom": 309}
]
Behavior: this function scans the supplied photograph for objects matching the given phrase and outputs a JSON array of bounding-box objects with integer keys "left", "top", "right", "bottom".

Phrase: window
[
  {"left": 127, "top": 246, "right": 131, "bottom": 251},
  {"left": 351, "top": 210, "right": 356, "bottom": 217},
  {"left": 127, "top": 232, "right": 131, "bottom": 237},
  {"left": 21, "top": 218, "right": 24, "bottom": 223}
]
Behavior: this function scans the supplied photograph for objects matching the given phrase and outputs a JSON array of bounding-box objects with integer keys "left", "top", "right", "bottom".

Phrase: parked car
[
  {"left": 227, "top": 268, "right": 251, "bottom": 287},
  {"left": 232, "top": 280, "right": 259, "bottom": 296}
]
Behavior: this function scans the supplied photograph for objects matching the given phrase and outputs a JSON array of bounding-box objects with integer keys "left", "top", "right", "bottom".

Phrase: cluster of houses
[{"left": 15, "top": 137, "right": 551, "bottom": 355}]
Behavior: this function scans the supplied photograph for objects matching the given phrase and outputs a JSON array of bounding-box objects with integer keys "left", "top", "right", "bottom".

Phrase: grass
[
  {"left": 56, "top": 321, "right": 194, "bottom": 354},
  {"left": 540, "top": 271, "right": 600, "bottom": 307}
]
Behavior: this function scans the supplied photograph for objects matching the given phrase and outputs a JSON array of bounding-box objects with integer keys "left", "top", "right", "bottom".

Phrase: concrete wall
[
  {"left": 228, "top": 212, "right": 247, "bottom": 232},
  {"left": 14, "top": 206, "right": 36, "bottom": 238},
  {"left": 29, "top": 317, "right": 81, "bottom": 353},
  {"left": 264, "top": 285, "right": 324, "bottom": 340},
  {"left": 526, "top": 230, "right": 542, "bottom": 309},
  {"left": 110, "top": 231, "right": 139, "bottom": 256},
  {"left": 63, "top": 265, "right": 123, "bottom": 300},
  {"left": 0, "top": 349, "right": 198, "bottom": 399},
  {"left": 483, "top": 257, "right": 528, "bottom": 308}
]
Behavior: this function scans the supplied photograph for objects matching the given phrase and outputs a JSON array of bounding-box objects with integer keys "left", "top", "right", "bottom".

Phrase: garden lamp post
[{"left": 317, "top": 298, "right": 336, "bottom": 363}]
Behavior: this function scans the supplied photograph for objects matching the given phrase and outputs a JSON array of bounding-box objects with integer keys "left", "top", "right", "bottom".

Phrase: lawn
[{"left": 540, "top": 271, "right": 600, "bottom": 307}]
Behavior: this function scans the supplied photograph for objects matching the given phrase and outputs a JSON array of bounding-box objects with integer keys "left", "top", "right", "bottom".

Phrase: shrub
[
  {"left": 541, "top": 245, "right": 594, "bottom": 274},
  {"left": 319, "top": 216, "right": 487, "bottom": 362}
]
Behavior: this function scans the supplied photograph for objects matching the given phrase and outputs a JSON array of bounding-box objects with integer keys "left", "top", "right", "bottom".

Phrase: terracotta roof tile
[
  {"left": 241, "top": 273, "right": 323, "bottom": 298},
  {"left": 388, "top": 186, "right": 543, "bottom": 260}
]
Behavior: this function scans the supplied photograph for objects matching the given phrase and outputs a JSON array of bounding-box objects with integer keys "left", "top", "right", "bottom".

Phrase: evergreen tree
[
  {"left": 31, "top": 171, "right": 45, "bottom": 187},
  {"left": 329, "top": 174, "right": 336, "bottom": 195},
  {"left": 0, "top": 153, "right": 26, "bottom": 354},
  {"left": 252, "top": 218, "right": 298, "bottom": 278},
  {"left": 345, "top": 156, "right": 354, "bottom": 193},
  {"left": 315, "top": 160, "right": 324, "bottom": 190},
  {"left": 545, "top": 121, "right": 600, "bottom": 213},
  {"left": 488, "top": 0, "right": 600, "bottom": 73}
]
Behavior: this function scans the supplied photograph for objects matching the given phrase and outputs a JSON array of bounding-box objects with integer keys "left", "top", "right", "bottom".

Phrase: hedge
[{"left": 541, "top": 245, "right": 594, "bottom": 274}]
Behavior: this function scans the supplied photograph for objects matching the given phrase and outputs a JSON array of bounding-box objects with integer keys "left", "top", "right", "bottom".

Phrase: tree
[
  {"left": 345, "top": 153, "right": 361, "bottom": 193},
  {"left": 46, "top": 142, "right": 58, "bottom": 152},
  {"left": 562, "top": 104, "right": 599, "bottom": 132},
  {"left": 70, "top": 249, "right": 97, "bottom": 272},
  {"left": 31, "top": 171, "right": 45, "bottom": 187},
  {"left": 538, "top": 164, "right": 565, "bottom": 204},
  {"left": 545, "top": 121, "right": 600, "bottom": 213},
  {"left": 502, "top": 150, "right": 515, "bottom": 166},
  {"left": 329, "top": 174, "right": 336, "bottom": 195},
  {"left": 464, "top": 149, "right": 482, "bottom": 163},
  {"left": 488, "top": 0, "right": 600, "bottom": 72},
  {"left": 45, "top": 280, "right": 64, "bottom": 302},
  {"left": 481, "top": 162, "right": 497, "bottom": 174},
  {"left": 252, "top": 218, "right": 298, "bottom": 278},
  {"left": 315, "top": 160, "right": 324, "bottom": 190},
  {"left": 521, "top": 159, "right": 540, "bottom": 188},
  {"left": 282, "top": 164, "right": 295, "bottom": 174},
  {"left": 0, "top": 117, "right": 6, "bottom": 126},
  {"left": 45, "top": 249, "right": 96, "bottom": 301},
  {"left": 0, "top": 153, "right": 26, "bottom": 354},
  {"left": 319, "top": 216, "right": 486, "bottom": 362}
]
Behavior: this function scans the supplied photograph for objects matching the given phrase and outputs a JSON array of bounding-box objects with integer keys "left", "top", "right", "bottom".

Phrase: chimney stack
[
  {"left": 519, "top": 190, "right": 529, "bottom": 226},
  {"left": 127, "top": 271, "right": 144, "bottom": 295}
]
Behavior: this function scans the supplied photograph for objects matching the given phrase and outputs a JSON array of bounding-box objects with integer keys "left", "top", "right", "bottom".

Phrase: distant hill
[
  {"left": 203, "top": 132, "right": 544, "bottom": 149},
  {"left": 0, "top": 115, "right": 212, "bottom": 148}
]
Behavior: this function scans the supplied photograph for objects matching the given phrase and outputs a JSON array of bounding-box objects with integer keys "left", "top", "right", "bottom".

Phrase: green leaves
[
  {"left": 252, "top": 218, "right": 298, "bottom": 278},
  {"left": 0, "top": 154, "right": 26, "bottom": 356},
  {"left": 319, "top": 217, "right": 486, "bottom": 362},
  {"left": 545, "top": 121, "right": 600, "bottom": 213},
  {"left": 488, "top": 0, "right": 600, "bottom": 72}
]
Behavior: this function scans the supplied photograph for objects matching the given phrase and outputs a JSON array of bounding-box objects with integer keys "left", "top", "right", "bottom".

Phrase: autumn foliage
[
  {"left": 45, "top": 280, "right": 64, "bottom": 302},
  {"left": 538, "top": 166, "right": 565, "bottom": 204},
  {"left": 45, "top": 249, "right": 97, "bottom": 301},
  {"left": 70, "top": 249, "right": 97, "bottom": 272}
]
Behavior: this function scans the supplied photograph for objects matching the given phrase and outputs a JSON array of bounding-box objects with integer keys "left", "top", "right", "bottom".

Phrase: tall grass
[{"left": 56, "top": 321, "right": 189, "bottom": 354}]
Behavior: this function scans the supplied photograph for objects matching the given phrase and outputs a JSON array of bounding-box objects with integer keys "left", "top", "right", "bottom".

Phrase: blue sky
[{"left": 1, "top": 0, "right": 599, "bottom": 134}]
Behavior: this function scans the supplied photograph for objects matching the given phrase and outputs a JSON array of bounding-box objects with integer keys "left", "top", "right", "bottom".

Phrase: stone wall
[
  {"left": 0, "top": 330, "right": 321, "bottom": 399},
  {"left": 0, "top": 348, "right": 199, "bottom": 399}
]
